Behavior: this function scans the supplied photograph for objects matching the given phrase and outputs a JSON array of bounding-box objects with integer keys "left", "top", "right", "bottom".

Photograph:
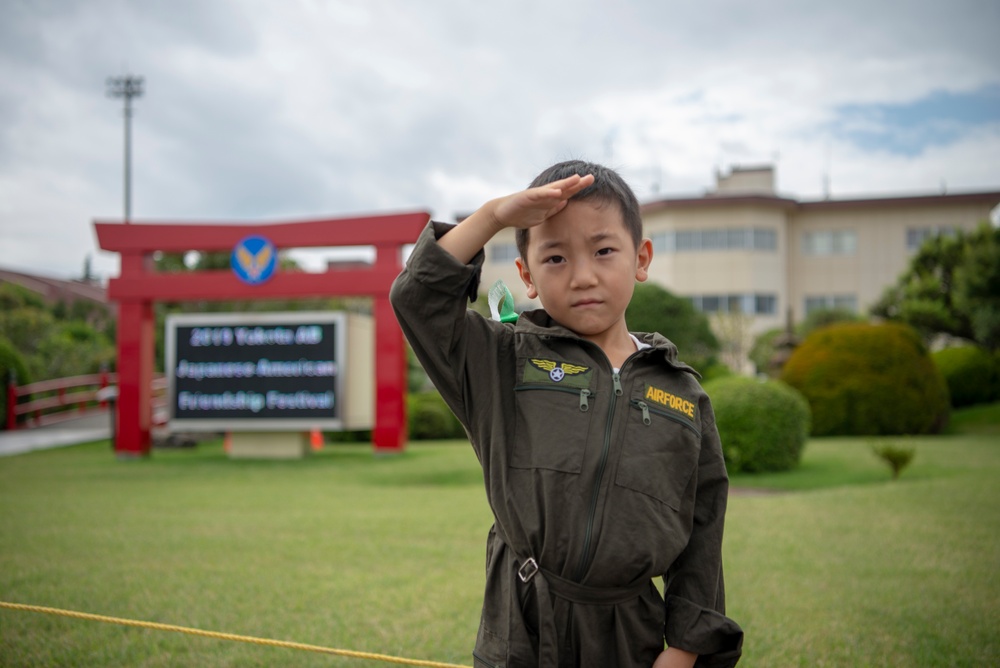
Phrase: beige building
[{"left": 478, "top": 167, "right": 1000, "bottom": 356}]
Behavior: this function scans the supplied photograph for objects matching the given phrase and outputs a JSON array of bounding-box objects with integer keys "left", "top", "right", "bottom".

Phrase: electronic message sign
[{"left": 165, "top": 312, "right": 362, "bottom": 431}]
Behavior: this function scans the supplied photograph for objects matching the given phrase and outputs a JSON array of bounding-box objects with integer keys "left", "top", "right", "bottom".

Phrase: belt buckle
[{"left": 518, "top": 557, "right": 539, "bottom": 583}]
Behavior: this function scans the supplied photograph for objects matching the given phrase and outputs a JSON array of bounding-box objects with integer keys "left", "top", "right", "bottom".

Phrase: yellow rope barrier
[{"left": 0, "top": 601, "right": 469, "bottom": 668}]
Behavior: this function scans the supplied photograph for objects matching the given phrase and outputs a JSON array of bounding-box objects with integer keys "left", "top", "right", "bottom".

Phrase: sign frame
[{"left": 165, "top": 311, "right": 348, "bottom": 432}]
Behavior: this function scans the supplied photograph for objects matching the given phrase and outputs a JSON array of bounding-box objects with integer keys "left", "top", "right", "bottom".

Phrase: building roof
[
  {"left": 642, "top": 189, "right": 1000, "bottom": 214},
  {"left": 0, "top": 267, "right": 109, "bottom": 307},
  {"left": 796, "top": 190, "right": 1000, "bottom": 211},
  {"left": 642, "top": 194, "right": 798, "bottom": 214}
]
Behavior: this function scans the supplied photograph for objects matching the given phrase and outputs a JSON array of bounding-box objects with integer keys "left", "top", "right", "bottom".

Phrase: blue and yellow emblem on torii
[
  {"left": 527, "top": 358, "right": 591, "bottom": 385},
  {"left": 231, "top": 235, "right": 277, "bottom": 285}
]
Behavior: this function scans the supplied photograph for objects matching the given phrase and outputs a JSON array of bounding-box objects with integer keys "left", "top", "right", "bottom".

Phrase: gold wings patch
[
  {"left": 530, "top": 359, "right": 589, "bottom": 375},
  {"left": 524, "top": 358, "right": 592, "bottom": 386},
  {"left": 530, "top": 359, "right": 589, "bottom": 377}
]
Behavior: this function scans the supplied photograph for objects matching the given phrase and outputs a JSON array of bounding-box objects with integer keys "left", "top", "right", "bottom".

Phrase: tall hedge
[
  {"left": 780, "top": 322, "right": 950, "bottom": 436},
  {"left": 406, "top": 391, "right": 466, "bottom": 440},
  {"left": 932, "top": 345, "right": 1000, "bottom": 408},
  {"left": 704, "top": 376, "right": 810, "bottom": 473}
]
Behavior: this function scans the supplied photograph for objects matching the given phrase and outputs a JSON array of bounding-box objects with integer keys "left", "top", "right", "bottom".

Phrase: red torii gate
[{"left": 94, "top": 211, "right": 430, "bottom": 457}]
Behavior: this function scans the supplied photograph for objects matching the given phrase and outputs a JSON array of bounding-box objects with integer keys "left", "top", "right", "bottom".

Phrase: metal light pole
[{"left": 106, "top": 75, "right": 144, "bottom": 223}]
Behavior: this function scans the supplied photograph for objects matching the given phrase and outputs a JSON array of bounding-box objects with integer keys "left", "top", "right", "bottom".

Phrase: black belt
[{"left": 516, "top": 556, "right": 651, "bottom": 667}]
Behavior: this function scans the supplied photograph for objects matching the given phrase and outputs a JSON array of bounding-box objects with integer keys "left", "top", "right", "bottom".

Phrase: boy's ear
[
  {"left": 515, "top": 257, "right": 539, "bottom": 300},
  {"left": 635, "top": 238, "right": 653, "bottom": 283}
]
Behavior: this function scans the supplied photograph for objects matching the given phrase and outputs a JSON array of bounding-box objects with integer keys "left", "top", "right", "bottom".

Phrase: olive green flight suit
[{"left": 390, "top": 222, "right": 743, "bottom": 667}]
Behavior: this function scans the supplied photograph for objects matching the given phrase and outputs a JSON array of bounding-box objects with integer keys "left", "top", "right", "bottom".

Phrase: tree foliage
[
  {"left": 748, "top": 327, "right": 785, "bottom": 376},
  {"left": 932, "top": 345, "right": 1000, "bottom": 408},
  {"left": 625, "top": 282, "right": 720, "bottom": 373},
  {"left": 0, "top": 336, "right": 31, "bottom": 428},
  {"left": 0, "top": 283, "right": 115, "bottom": 385},
  {"left": 953, "top": 225, "right": 1000, "bottom": 350},
  {"left": 871, "top": 222, "right": 1000, "bottom": 350}
]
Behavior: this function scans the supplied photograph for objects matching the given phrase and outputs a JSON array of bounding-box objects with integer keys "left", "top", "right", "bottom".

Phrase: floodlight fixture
[{"left": 106, "top": 74, "right": 144, "bottom": 223}]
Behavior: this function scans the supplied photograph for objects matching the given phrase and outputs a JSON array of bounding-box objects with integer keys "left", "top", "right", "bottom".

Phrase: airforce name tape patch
[{"left": 644, "top": 384, "right": 696, "bottom": 420}]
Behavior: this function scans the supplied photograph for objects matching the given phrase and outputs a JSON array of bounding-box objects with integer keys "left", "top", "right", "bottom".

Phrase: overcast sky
[{"left": 1, "top": 0, "right": 998, "bottom": 280}]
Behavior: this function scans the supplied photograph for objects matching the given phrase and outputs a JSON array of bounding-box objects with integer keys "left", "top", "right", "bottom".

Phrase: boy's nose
[{"left": 569, "top": 260, "right": 598, "bottom": 289}]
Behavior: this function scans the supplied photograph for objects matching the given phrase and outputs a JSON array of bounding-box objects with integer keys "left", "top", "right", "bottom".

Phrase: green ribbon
[{"left": 488, "top": 279, "right": 518, "bottom": 324}]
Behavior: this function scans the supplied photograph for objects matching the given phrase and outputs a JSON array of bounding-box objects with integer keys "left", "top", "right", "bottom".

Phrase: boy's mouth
[{"left": 572, "top": 298, "right": 602, "bottom": 307}]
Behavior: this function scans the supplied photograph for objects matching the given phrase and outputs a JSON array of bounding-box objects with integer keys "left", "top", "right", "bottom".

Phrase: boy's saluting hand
[
  {"left": 438, "top": 173, "right": 595, "bottom": 264},
  {"left": 490, "top": 173, "right": 596, "bottom": 230}
]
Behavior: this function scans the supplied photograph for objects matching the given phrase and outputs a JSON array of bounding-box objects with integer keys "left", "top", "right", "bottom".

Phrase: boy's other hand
[
  {"left": 490, "top": 173, "right": 595, "bottom": 232},
  {"left": 652, "top": 647, "right": 698, "bottom": 668}
]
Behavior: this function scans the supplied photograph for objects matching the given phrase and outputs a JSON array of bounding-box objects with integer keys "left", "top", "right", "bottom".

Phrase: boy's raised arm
[{"left": 437, "top": 173, "right": 595, "bottom": 264}]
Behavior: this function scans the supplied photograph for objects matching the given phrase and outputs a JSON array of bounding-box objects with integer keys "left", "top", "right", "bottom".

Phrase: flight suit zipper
[{"left": 575, "top": 370, "right": 623, "bottom": 581}]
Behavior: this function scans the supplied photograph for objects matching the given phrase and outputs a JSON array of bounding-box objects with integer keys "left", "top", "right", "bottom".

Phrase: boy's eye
[
  {"left": 596, "top": 247, "right": 615, "bottom": 256},
  {"left": 543, "top": 255, "right": 565, "bottom": 265}
]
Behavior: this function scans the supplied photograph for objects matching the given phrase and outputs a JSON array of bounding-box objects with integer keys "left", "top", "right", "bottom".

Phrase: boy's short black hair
[{"left": 516, "top": 160, "right": 643, "bottom": 263}]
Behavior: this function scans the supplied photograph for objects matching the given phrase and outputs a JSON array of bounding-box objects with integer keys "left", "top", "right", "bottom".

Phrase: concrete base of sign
[{"left": 228, "top": 431, "right": 310, "bottom": 459}]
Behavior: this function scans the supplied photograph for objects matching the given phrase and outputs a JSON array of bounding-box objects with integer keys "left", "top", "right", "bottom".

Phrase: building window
[
  {"left": 651, "top": 228, "right": 778, "bottom": 253},
  {"left": 726, "top": 228, "right": 748, "bottom": 249},
  {"left": 700, "top": 295, "right": 721, "bottom": 312},
  {"left": 689, "top": 293, "right": 778, "bottom": 315},
  {"left": 755, "top": 294, "right": 777, "bottom": 315},
  {"left": 906, "top": 225, "right": 955, "bottom": 252},
  {"left": 802, "top": 230, "right": 857, "bottom": 255},
  {"left": 804, "top": 294, "right": 857, "bottom": 314},
  {"left": 489, "top": 243, "right": 519, "bottom": 263},
  {"left": 651, "top": 231, "right": 675, "bottom": 253},
  {"left": 676, "top": 230, "right": 699, "bottom": 251},
  {"left": 753, "top": 228, "right": 777, "bottom": 250}
]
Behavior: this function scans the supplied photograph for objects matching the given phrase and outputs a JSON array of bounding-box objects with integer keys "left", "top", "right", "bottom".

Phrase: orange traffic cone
[{"left": 310, "top": 428, "right": 323, "bottom": 451}]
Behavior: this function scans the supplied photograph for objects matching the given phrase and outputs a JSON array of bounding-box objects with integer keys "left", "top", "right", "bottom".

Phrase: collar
[{"left": 515, "top": 309, "right": 699, "bottom": 376}]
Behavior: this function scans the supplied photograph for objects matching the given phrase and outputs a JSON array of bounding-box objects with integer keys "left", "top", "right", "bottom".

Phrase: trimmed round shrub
[
  {"left": 407, "top": 391, "right": 466, "bottom": 440},
  {"left": 704, "top": 376, "right": 810, "bottom": 473},
  {"left": 699, "top": 361, "right": 734, "bottom": 384},
  {"left": 780, "top": 322, "right": 950, "bottom": 436},
  {"left": 0, "top": 336, "right": 31, "bottom": 430},
  {"left": 932, "top": 345, "right": 1000, "bottom": 408}
]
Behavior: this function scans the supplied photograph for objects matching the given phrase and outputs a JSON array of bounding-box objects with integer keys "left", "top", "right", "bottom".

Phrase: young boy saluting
[{"left": 390, "top": 161, "right": 743, "bottom": 668}]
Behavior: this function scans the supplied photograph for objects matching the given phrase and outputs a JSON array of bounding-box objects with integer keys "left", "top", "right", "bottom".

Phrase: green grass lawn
[{"left": 2, "top": 405, "right": 998, "bottom": 667}]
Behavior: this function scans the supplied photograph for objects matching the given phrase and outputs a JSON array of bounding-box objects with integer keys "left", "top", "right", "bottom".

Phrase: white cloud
[{"left": 0, "top": 0, "right": 998, "bottom": 280}]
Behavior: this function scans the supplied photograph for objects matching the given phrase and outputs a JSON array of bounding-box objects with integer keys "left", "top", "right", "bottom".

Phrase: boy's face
[{"left": 515, "top": 199, "right": 652, "bottom": 349}]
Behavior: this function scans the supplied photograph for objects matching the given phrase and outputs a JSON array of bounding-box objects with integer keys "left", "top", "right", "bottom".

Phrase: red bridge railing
[{"left": 5, "top": 373, "right": 166, "bottom": 430}]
